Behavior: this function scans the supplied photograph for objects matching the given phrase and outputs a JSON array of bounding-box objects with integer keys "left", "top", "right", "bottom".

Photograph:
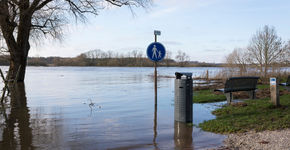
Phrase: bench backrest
[{"left": 224, "top": 76, "right": 259, "bottom": 93}]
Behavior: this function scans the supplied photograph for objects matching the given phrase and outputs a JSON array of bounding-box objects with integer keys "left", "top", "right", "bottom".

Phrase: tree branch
[{"left": 34, "top": 0, "right": 53, "bottom": 11}]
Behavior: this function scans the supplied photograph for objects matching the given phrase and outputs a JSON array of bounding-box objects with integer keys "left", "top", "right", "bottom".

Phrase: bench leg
[
  {"left": 225, "top": 93, "right": 233, "bottom": 104},
  {"left": 248, "top": 90, "right": 256, "bottom": 99}
]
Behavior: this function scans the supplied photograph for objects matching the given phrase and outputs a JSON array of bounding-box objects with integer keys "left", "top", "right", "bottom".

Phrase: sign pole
[
  {"left": 146, "top": 30, "right": 164, "bottom": 108},
  {"left": 153, "top": 33, "right": 158, "bottom": 146},
  {"left": 154, "top": 34, "right": 157, "bottom": 107},
  {"left": 147, "top": 30, "right": 165, "bottom": 145}
]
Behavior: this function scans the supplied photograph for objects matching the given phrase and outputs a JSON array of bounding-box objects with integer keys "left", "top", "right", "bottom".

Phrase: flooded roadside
[{"left": 1, "top": 67, "right": 226, "bottom": 149}]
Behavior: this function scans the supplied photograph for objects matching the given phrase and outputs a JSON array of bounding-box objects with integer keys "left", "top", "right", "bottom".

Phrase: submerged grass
[
  {"left": 199, "top": 94, "right": 290, "bottom": 134},
  {"left": 193, "top": 90, "right": 226, "bottom": 103}
]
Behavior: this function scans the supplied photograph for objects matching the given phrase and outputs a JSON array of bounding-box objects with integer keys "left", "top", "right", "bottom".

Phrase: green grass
[
  {"left": 257, "top": 84, "right": 269, "bottom": 89},
  {"left": 199, "top": 94, "right": 290, "bottom": 134},
  {"left": 257, "top": 84, "right": 285, "bottom": 90},
  {"left": 193, "top": 84, "right": 270, "bottom": 103},
  {"left": 193, "top": 90, "right": 226, "bottom": 103},
  {"left": 193, "top": 84, "right": 284, "bottom": 104}
]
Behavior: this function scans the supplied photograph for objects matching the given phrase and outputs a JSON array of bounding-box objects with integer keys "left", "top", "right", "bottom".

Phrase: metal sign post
[
  {"left": 147, "top": 30, "right": 166, "bottom": 106},
  {"left": 154, "top": 42, "right": 157, "bottom": 107},
  {"left": 147, "top": 30, "right": 165, "bottom": 145}
]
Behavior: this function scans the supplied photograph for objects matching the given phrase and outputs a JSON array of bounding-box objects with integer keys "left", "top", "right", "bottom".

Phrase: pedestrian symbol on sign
[
  {"left": 147, "top": 42, "right": 166, "bottom": 62},
  {"left": 152, "top": 45, "right": 158, "bottom": 59},
  {"left": 158, "top": 50, "right": 162, "bottom": 58}
]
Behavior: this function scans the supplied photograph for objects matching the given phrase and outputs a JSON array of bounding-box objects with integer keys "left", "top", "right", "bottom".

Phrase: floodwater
[{"left": 0, "top": 67, "right": 226, "bottom": 150}]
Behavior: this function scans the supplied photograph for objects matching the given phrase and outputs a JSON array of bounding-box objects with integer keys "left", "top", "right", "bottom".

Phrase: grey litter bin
[{"left": 174, "top": 72, "right": 193, "bottom": 123}]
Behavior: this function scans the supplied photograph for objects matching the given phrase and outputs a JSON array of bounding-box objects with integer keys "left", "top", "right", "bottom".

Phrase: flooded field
[{"left": 0, "top": 67, "right": 226, "bottom": 149}]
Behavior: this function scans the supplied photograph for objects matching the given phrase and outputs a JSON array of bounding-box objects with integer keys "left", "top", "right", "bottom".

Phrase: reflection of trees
[
  {"left": 0, "top": 83, "right": 64, "bottom": 149},
  {"left": 0, "top": 83, "right": 33, "bottom": 150},
  {"left": 174, "top": 121, "right": 193, "bottom": 149},
  {"left": 29, "top": 108, "right": 64, "bottom": 149}
]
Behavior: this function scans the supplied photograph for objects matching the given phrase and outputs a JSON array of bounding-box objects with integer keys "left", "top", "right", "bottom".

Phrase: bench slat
[
  {"left": 280, "top": 75, "right": 290, "bottom": 86},
  {"left": 224, "top": 77, "right": 259, "bottom": 93},
  {"left": 214, "top": 89, "right": 225, "bottom": 92},
  {"left": 214, "top": 76, "right": 259, "bottom": 104}
]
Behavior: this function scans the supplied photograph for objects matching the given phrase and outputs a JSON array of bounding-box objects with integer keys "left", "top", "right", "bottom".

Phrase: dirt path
[{"left": 213, "top": 129, "right": 290, "bottom": 150}]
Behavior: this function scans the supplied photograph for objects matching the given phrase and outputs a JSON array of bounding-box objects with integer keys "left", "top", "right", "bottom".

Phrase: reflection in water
[
  {"left": 0, "top": 83, "right": 33, "bottom": 150},
  {"left": 153, "top": 102, "right": 158, "bottom": 149},
  {"left": 174, "top": 121, "right": 193, "bottom": 150},
  {"left": 0, "top": 67, "right": 228, "bottom": 149}
]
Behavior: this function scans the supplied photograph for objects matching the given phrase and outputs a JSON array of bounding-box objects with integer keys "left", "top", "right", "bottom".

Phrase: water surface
[{"left": 0, "top": 67, "right": 226, "bottom": 150}]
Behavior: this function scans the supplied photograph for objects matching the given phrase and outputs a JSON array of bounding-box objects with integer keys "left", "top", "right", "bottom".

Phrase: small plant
[{"left": 83, "top": 99, "right": 102, "bottom": 110}]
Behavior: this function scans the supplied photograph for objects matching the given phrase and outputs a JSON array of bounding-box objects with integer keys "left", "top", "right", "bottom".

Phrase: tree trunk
[
  {"left": 264, "top": 64, "right": 268, "bottom": 77},
  {"left": 4, "top": 14, "right": 31, "bottom": 82},
  {"left": 9, "top": 47, "right": 29, "bottom": 82},
  {"left": 7, "top": 31, "right": 30, "bottom": 82},
  {"left": 260, "top": 65, "right": 263, "bottom": 77}
]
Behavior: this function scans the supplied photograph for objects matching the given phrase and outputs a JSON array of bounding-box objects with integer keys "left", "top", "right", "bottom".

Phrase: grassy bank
[
  {"left": 199, "top": 94, "right": 290, "bottom": 134},
  {"left": 193, "top": 83, "right": 285, "bottom": 103},
  {"left": 193, "top": 90, "right": 226, "bottom": 103}
]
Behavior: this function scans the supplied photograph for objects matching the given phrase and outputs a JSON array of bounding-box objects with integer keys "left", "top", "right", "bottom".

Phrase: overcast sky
[{"left": 29, "top": 0, "right": 290, "bottom": 63}]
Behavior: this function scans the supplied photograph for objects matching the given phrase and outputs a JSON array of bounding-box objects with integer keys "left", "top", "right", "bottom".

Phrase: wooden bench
[
  {"left": 279, "top": 75, "right": 290, "bottom": 86},
  {"left": 214, "top": 76, "right": 260, "bottom": 104},
  {"left": 280, "top": 75, "right": 290, "bottom": 91}
]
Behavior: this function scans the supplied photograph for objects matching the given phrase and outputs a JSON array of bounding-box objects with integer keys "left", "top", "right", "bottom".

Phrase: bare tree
[
  {"left": 247, "top": 25, "right": 286, "bottom": 77},
  {"left": 283, "top": 40, "right": 290, "bottom": 66},
  {"left": 0, "top": 0, "right": 150, "bottom": 82},
  {"left": 107, "top": 50, "right": 113, "bottom": 59},
  {"left": 131, "top": 50, "right": 138, "bottom": 58},
  {"left": 225, "top": 48, "right": 249, "bottom": 76},
  {"left": 175, "top": 50, "right": 190, "bottom": 67},
  {"left": 164, "top": 50, "right": 172, "bottom": 67}
]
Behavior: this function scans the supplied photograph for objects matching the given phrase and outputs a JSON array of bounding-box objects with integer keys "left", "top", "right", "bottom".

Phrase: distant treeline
[{"left": 0, "top": 50, "right": 223, "bottom": 67}]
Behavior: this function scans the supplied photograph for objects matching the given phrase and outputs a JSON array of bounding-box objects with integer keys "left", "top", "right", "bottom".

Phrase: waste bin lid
[{"left": 175, "top": 72, "right": 192, "bottom": 79}]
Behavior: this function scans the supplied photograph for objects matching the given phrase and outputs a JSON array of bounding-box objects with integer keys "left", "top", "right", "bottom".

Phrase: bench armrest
[
  {"left": 279, "top": 83, "right": 287, "bottom": 86},
  {"left": 214, "top": 89, "right": 225, "bottom": 92}
]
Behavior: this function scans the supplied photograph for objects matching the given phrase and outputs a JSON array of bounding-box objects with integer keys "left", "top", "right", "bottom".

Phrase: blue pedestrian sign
[{"left": 147, "top": 42, "right": 166, "bottom": 62}]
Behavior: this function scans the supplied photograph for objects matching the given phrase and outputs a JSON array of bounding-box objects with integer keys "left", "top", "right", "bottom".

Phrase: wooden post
[
  {"left": 270, "top": 77, "right": 280, "bottom": 106},
  {"left": 206, "top": 70, "right": 209, "bottom": 83}
]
